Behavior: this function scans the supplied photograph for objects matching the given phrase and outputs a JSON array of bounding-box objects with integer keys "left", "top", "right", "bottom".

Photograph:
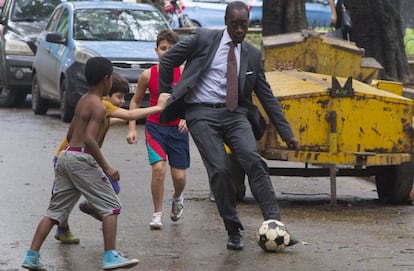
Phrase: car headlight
[
  {"left": 74, "top": 45, "right": 100, "bottom": 64},
  {"left": 5, "top": 39, "right": 34, "bottom": 56}
]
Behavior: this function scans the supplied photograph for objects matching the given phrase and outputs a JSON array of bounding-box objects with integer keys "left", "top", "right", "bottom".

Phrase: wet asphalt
[{"left": 0, "top": 98, "right": 413, "bottom": 271}]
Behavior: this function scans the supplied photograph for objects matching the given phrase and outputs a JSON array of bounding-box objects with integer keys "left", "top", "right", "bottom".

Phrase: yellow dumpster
[
  {"left": 255, "top": 69, "right": 412, "bottom": 166},
  {"left": 261, "top": 30, "right": 383, "bottom": 83},
  {"left": 250, "top": 69, "right": 413, "bottom": 204}
]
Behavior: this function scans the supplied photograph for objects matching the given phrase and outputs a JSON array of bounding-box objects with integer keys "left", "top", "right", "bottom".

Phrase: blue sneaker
[
  {"left": 22, "top": 250, "right": 46, "bottom": 270},
  {"left": 103, "top": 250, "right": 139, "bottom": 270}
]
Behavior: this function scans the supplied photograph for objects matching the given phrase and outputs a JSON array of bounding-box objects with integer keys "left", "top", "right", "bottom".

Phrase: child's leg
[
  {"left": 22, "top": 218, "right": 53, "bottom": 270},
  {"left": 30, "top": 216, "right": 55, "bottom": 251},
  {"left": 55, "top": 217, "right": 80, "bottom": 244},
  {"left": 101, "top": 214, "right": 139, "bottom": 269},
  {"left": 102, "top": 214, "right": 118, "bottom": 251},
  {"left": 151, "top": 161, "right": 167, "bottom": 213},
  {"left": 59, "top": 218, "right": 69, "bottom": 228},
  {"left": 166, "top": 125, "right": 189, "bottom": 221},
  {"left": 170, "top": 168, "right": 186, "bottom": 222},
  {"left": 165, "top": 124, "right": 189, "bottom": 201},
  {"left": 171, "top": 167, "right": 186, "bottom": 199}
]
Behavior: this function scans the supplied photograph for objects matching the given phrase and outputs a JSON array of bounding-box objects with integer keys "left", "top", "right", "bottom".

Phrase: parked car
[
  {"left": 31, "top": 1, "right": 170, "bottom": 122},
  {"left": 181, "top": 0, "right": 331, "bottom": 28},
  {"left": 0, "top": 0, "right": 61, "bottom": 107},
  {"left": 305, "top": 0, "right": 332, "bottom": 28},
  {"left": 249, "top": 0, "right": 332, "bottom": 28}
]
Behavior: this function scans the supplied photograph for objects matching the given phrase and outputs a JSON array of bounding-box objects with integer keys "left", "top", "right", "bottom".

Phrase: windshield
[
  {"left": 74, "top": 8, "right": 167, "bottom": 41},
  {"left": 11, "top": 0, "right": 62, "bottom": 21}
]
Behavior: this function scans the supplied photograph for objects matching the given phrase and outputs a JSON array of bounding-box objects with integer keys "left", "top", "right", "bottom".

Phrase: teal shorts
[{"left": 145, "top": 121, "right": 190, "bottom": 169}]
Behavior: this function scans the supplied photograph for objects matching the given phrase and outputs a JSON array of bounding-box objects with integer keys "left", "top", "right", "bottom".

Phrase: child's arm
[
  {"left": 84, "top": 100, "right": 119, "bottom": 180},
  {"left": 127, "top": 68, "right": 150, "bottom": 144},
  {"left": 110, "top": 93, "right": 169, "bottom": 121},
  {"left": 109, "top": 117, "right": 127, "bottom": 126}
]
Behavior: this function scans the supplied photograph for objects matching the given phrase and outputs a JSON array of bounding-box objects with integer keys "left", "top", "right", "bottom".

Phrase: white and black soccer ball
[{"left": 256, "top": 219, "right": 291, "bottom": 252}]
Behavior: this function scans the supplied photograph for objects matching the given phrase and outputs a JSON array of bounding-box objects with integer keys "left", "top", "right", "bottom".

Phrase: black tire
[
  {"left": 60, "top": 79, "right": 75, "bottom": 123},
  {"left": 0, "top": 87, "right": 27, "bottom": 107},
  {"left": 230, "top": 154, "right": 246, "bottom": 202},
  {"left": 375, "top": 161, "right": 414, "bottom": 204},
  {"left": 31, "top": 74, "right": 49, "bottom": 115}
]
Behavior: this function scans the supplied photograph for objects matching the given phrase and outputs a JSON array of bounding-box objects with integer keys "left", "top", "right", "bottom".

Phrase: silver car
[{"left": 32, "top": 1, "right": 170, "bottom": 122}]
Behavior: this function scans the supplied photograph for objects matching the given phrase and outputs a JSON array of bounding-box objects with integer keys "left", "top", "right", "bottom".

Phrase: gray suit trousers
[{"left": 185, "top": 104, "right": 281, "bottom": 233}]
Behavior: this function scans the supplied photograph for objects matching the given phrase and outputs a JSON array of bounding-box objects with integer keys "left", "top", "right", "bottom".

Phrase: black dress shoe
[
  {"left": 287, "top": 236, "right": 299, "bottom": 247},
  {"left": 227, "top": 234, "right": 244, "bottom": 250}
]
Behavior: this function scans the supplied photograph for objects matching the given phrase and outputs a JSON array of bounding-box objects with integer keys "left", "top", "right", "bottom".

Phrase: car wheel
[
  {"left": 375, "top": 161, "right": 414, "bottom": 204},
  {"left": 0, "top": 87, "right": 27, "bottom": 107},
  {"left": 60, "top": 79, "right": 75, "bottom": 123},
  {"left": 31, "top": 74, "right": 49, "bottom": 115}
]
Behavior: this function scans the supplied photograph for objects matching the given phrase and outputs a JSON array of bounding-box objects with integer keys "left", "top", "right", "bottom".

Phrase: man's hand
[{"left": 286, "top": 137, "right": 299, "bottom": 150}]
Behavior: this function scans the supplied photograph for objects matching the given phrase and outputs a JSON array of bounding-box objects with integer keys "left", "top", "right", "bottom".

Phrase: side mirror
[{"left": 45, "top": 32, "right": 66, "bottom": 44}]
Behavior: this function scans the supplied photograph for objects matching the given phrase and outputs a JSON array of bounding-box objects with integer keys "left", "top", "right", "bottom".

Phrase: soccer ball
[{"left": 256, "top": 219, "right": 291, "bottom": 252}]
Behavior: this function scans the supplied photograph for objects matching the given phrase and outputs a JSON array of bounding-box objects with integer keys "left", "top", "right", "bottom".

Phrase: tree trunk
[
  {"left": 262, "top": 0, "right": 412, "bottom": 83},
  {"left": 399, "top": 0, "right": 414, "bottom": 30},
  {"left": 262, "top": 0, "right": 306, "bottom": 36},
  {"left": 349, "top": 0, "right": 412, "bottom": 83}
]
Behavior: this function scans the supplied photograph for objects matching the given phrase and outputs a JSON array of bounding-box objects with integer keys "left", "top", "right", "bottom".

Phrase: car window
[
  {"left": 46, "top": 7, "right": 63, "bottom": 32},
  {"left": 55, "top": 8, "right": 69, "bottom": 38},
  {"left": 11, "top": 0, "right": 62, "bottom": 21},
  {"left": 73, "top": 8, "right": 166, "bottom": 41}
]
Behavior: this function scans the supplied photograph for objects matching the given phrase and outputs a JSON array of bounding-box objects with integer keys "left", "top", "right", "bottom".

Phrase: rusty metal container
[
  {"left": 255, "top": 69, "right": 413, "bottom": 167},
  {"left": 261, "top": 30, "right": 383, "bottom": 83}
]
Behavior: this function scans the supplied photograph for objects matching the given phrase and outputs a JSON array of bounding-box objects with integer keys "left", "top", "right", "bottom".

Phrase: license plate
[{"left": 129, "top": 83, "right": 137, "bottom": 93}]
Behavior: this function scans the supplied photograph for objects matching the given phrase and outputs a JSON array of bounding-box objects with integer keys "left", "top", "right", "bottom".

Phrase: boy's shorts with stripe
[
  {"left": 47, "top": 150, "right": 121, "bottom": 224},
  {"left": 145, "top": 121, "right": 190, "bottom": 169},
  {"left": 52, "top": 156, "right": 120, "bottom": 194}
]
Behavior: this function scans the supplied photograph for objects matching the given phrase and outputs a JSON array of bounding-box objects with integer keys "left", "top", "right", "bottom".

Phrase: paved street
[{"left": 0, "top": 100, "right": 413, "bottom": 271}]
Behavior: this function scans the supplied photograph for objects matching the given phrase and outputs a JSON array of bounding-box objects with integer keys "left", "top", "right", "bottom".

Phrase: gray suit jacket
[{"left": 158, "top": 28, "right": 294, "bottom": 141}]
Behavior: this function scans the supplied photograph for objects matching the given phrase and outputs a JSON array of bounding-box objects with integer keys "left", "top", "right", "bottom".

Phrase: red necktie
[{"left": 226, "top": 41, "right": 238, "bottom": 111}]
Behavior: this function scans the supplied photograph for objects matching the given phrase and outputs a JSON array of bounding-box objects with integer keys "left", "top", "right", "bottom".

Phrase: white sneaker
[
  {"left": 171, "top": 197, "right": 184, "bottom": 222},
  {"left": 149, "top": 213, "right": 163, "bottom": 230}
]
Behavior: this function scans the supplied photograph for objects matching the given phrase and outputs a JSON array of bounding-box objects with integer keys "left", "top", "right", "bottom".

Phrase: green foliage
[
  {"left": 404, "top": 28, "right": 414, "bottom": 56},
  {"left": 246, "top": 32, "right": 262, "bottom": 49}
]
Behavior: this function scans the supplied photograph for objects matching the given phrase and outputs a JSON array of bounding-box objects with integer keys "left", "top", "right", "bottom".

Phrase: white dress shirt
[{"left": 184, "top": 29, "right": 240, "bottom": 104}]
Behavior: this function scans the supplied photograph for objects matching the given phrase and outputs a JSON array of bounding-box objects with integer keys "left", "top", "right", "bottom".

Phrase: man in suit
[{"left": 158, "top": 0, "right": 299, "bottom": 250}]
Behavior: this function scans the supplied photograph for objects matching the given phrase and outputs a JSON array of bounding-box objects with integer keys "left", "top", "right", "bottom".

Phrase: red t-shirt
[{"left": 147, "top": 65, "right": 181, "bottom": 125}]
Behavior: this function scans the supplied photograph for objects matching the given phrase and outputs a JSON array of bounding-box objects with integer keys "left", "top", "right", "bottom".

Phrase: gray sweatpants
[{"left": 46, "top": 150, "right": 121, "bottom": 224}]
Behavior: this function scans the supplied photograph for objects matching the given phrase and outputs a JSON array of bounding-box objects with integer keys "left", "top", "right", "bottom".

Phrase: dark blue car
[{"left": 31, "top": 1, "right": 170, "bottom": 122}]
